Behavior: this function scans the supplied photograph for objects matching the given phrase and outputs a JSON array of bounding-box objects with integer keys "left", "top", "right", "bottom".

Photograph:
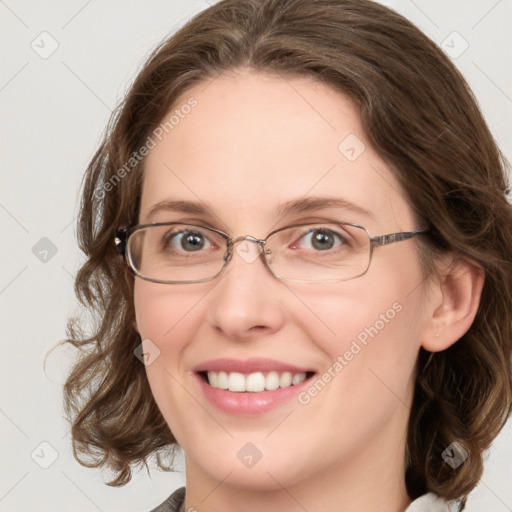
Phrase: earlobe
[
  {"left": 422, "top": 255, "right": 484, "bottom": 353},
  {"left": 133, "top": 319, "right": 140, "bottom": 334}
]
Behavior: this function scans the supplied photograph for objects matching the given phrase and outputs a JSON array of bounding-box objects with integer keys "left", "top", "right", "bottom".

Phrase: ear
[
  {"left": 421, "top": 255, "right": 484, "bottom": 352},
  {"left": 133, "top": 319, "right": 140, "bottom": 334}
]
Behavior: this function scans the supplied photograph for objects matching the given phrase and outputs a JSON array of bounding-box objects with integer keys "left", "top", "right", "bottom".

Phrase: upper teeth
[{"left": 207, "top": 371, "right": 307, "bottom": 392}]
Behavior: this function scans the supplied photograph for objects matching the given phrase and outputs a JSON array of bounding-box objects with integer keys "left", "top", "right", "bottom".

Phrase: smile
[
  {"left": 193, "top": 362, "right": 317, "bottom": 416},
  {"left": 201, "top": 370, "right": 313, "bottom": 392}
]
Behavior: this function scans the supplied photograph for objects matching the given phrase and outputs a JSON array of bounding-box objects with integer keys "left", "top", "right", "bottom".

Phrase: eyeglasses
[{"left": 114, "top": 222, "right": 428, "bottom": 284}]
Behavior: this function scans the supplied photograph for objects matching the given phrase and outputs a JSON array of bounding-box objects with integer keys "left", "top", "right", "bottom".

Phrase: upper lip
[{"left": 193, "top": 358, "right": 314, "bottom": 374}]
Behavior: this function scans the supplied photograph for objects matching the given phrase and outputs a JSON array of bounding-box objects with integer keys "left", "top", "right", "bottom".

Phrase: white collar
[{"left": 405, "top": 492, "right": 460, "bottom": 512}]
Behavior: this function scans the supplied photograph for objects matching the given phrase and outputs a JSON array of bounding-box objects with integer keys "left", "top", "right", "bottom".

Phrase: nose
[{"left": 206, "top": 236, "right": 286, "bottom": 341}]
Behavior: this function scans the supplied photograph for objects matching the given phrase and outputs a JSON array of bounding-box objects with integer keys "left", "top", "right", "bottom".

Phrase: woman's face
[{"left": 134, "top": 70, "right": 431, "bottom": 493}]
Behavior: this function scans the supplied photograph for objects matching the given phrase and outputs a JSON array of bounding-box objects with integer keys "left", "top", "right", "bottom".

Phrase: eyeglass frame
[{"left": 114, "top": 221, "right": 429, "bottom": 284}]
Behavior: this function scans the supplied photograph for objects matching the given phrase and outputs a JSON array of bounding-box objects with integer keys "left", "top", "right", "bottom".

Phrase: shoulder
[
  {"left": 405, "top": 492, "right": 461, "bottom": 512},
  {"left": 149, "top": 486, "right": 186, "bottom": 512},
  {"left": 149, "top": 488, "right": 460, "bottom": 512}
]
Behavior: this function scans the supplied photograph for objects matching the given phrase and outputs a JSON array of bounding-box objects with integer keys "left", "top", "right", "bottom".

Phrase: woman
[{"left": 63, "top": 1, "right": 512, "bottom": 511}]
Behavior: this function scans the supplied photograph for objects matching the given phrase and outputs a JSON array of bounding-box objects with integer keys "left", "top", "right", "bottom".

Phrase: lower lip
[{"left": 194, "top": 373, "right": 314, "bottom": 416}]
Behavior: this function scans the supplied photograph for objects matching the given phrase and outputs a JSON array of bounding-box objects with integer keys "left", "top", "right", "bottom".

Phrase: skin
[{"left": 133, "top": 69, "right": 483, "bottom": 512}]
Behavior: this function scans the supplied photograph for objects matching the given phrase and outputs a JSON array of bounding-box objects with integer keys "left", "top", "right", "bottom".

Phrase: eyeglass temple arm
[
  {"left": 115, "top": 227, "right": 128, "bottom": 255},
  {"left": 371, "top": 228, "right": 428, "bottom": 246}
]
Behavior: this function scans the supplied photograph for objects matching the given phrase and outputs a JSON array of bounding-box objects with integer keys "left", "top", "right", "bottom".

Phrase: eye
[
  {"left": 296, "top": 227, "right": 346, "bottom": 251},
  {"left": 164, "top": 228, "right": 213, "bottom": 252}
]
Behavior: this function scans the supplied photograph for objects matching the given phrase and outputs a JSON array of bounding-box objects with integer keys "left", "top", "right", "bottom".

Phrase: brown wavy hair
[{"left": 62, "top": 0, "right": 512, "bottom": 506}]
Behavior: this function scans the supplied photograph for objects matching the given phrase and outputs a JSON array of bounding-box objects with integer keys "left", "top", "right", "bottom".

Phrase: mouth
[
  {"left": 192, "top": 357, "right": 318, "bottom": 415},
  {"left": 197, "top": 370, "right": 316, "bottom": 392},
  {"left": 194, "top": 368, "right": 317, "bottom": 416}
]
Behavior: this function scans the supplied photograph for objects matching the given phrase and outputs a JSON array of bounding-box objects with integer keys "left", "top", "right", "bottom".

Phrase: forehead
[{"left": 140, "top": 69, "right": 414, "bottom": 234}]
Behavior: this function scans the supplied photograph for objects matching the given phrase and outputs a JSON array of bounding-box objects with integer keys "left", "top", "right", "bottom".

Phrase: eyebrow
[
  {"left": 144, "top": 196, "right": 375, "bottom": 222},
  {"left": 276, "top": 196, "right": 375, "bottom": 220}
]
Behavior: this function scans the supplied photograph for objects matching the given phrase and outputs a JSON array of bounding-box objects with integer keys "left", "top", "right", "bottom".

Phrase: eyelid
[
  {"left": 159, "top": 217, "right": 362, "bottom": 237},
  {"left": 296, "top": 224, "right": 352, "bottom": 240},
  {"left": 162, "top": 225, "right": 218, "bottom": 251},
  {"left": 156, "top": 219, "right": 221, "bottom": 230}
]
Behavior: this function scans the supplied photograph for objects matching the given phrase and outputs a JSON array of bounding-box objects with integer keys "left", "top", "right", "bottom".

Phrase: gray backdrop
[{"left": 1, "top": 0, "right": 511, "bottom": 510}]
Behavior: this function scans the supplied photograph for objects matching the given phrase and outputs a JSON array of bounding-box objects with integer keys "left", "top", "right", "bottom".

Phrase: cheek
[
  {"left": 134, "top": 281, "right": 204, "bottom": 345},
  {"left": 133, "top": 281, "right": 204, "bottom": 440},
  {"left": 296, "top": 251, "right": 424, "bottom": 396},
  {"left": 299, "top": 278, "right": 421, "bottom": 354},
  {"left": 133, "top": 282, "right": 198, "bottom": 397},
  {"left": 299, "top": 293, "right": 420, "bottom": 395},
  {"left": 292, "top": 287, "right": 422, "bottom": 456}
]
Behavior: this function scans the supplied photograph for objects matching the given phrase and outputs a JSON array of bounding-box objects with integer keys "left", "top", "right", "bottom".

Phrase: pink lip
[
  {"left": 193, "top": 357, "right": 313, "bottom": 374},
  {"left": 194, "top": 372, "right": 314, "bottom": 417}
]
